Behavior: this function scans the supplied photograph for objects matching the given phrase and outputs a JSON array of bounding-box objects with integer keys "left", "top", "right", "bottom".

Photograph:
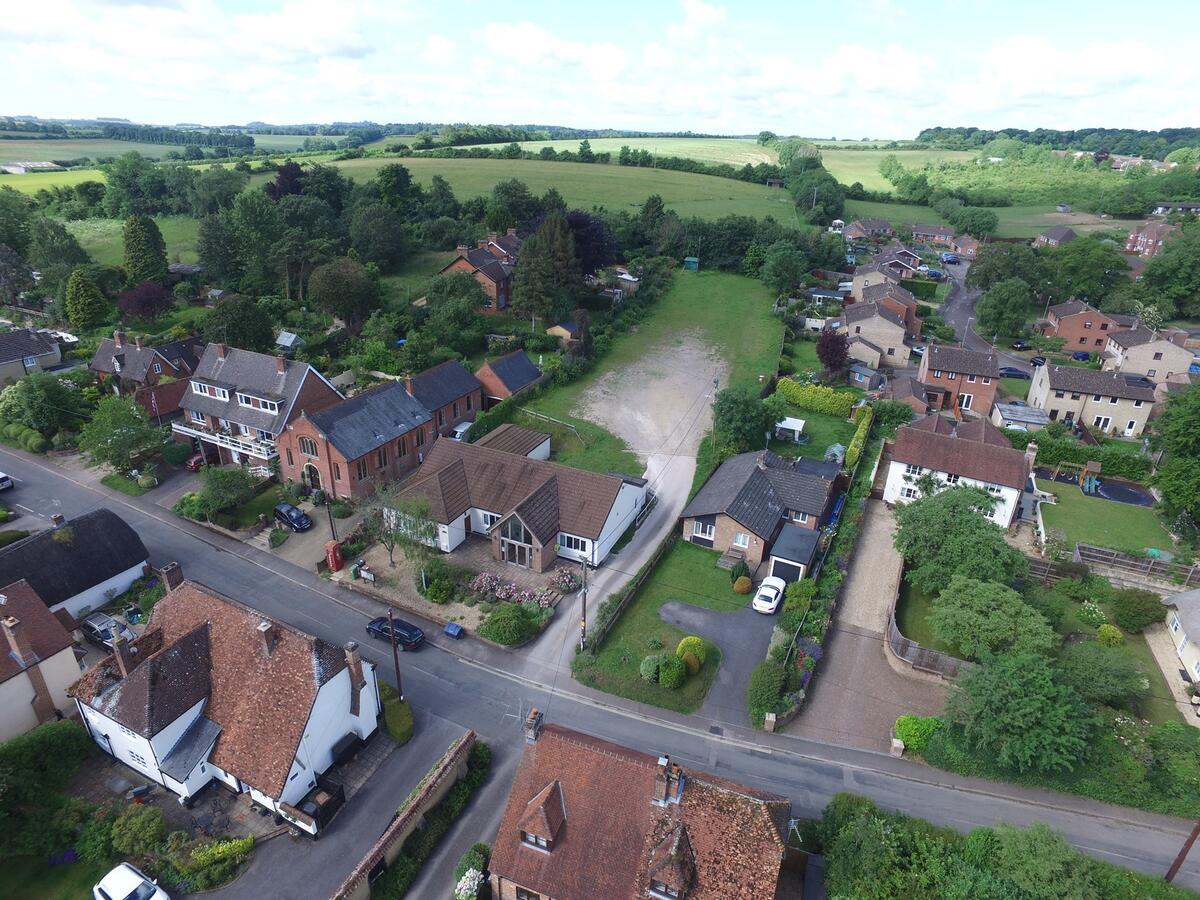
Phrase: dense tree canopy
[
  {"left": 975, "top": 276, "right": 1032, "bottom": 337},
  {"left": 929, "top": 576, "right": 1059, "bottom": 660},
  {"left": 122, "top": 214, "right": 167, "bottom": 286},
  {"left": 78, "top": 396, "right": 165, "bottom": 473},
  {"left": 713, "top": 387, "right": 772, "bottom": 455},
  {"left": 200, "top": 295, "right": 274, "bottom": 353},
  {"left": 307, "top": 256, "right": 379, "bottom": 330}
]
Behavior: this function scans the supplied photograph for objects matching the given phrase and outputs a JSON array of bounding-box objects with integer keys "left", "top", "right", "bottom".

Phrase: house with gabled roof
[
  {"left": 475, "top": 350, "right": 543, "bottom": 407},
  {"left": 396, "top": 439, "right": 647, "bottom": 571},
  {"left": 681, "top": 450, "right": 839, "bottom": 577},
  {"left": 1101, "top": 326, "right": 1194, "bottom": 383},
  {"left": 1036, "top": 299, "right": 1133, "bottom": 349},
  {"left": 71, "top": 572, "right": 379, "bottom": 836},
  {"left": 950, "top": 233, "right": 980, "bottom": 258},
  {"left": 882, "top": 415, "right": 1034, "bottom": 527},
  {"left": 1028, "top": 364, "right": 1156, "bottom": 436},
  {"left": 832, "top": 302, "right": 910, "bottom": 366},
  {"left": 910, "top": 223, "right": 955, "bottom": 246},
  {"left": 1033, "top": 225, "right": 1077, "bottom": 248},
  {"left": 872, "top": 243, "right": 922, "bottom": 278},
  {"left": 861, "top": 280, "right": 922, "bottom": 336},
  {"left": 440, "top": 229, "right": 522, "bottom": 314},
  {"left": 91, "top": 331, "right": 203, "bottom": 419},
  {"left": 405, "top": 359, "right": 483, "bottom": 436},
  {"left": 850, "top": 261, "right": 899, "bottom": 300},
  {"left": 1125, "top": 221, "right": 1180, "bottom": 259},
  {"left": 0, "top": 328, "right": 61, "bottom": 384},
  {"left": 917, "top": 344, "right": 1000, "bottom": 416},
  {"left": 842, "top": 217, "right": 893, "bottom": 241},
  {"left": 172, "top": 343, "right": 343, "bottom": 472},
  {"left": 489, "top": 714, "right": 790, "bottom": 900}
]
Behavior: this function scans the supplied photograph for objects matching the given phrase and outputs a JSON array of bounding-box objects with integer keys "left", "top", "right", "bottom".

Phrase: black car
[
  {"left": 1010, "top": 340, "right": 1031, "bottom": 351},
  {"left": 80, "top": 612, "right": 135, "bottom": 650},
  {"left": 1030, "top": 356, "right": 1047, "bottom": 368},
  {"left": 998, "top": 366, "right": 1032, "bottom": 380},
  {"left": 366, "top": 616, "right": 425, "bottom": 650},
  {"left": 273, "top": 502, "right": 313, "bottom": 532}
]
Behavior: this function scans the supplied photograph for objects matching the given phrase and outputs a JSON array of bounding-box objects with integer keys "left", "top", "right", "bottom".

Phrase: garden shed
[{"left": 683, "top": 256, "right": 700, "bottom": 271}]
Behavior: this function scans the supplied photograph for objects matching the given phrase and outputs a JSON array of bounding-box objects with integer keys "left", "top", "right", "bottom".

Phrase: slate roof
[
  {"left": 489, "top": 724, "right": 788, "bottom": 900},
  {"left": 474, "top": 423, "right": 550, "bottom": 457},
  {"left": 406, "top": 360, "right": 482, "bottom": 412},
  {"left": 1038, "top": 225, "right": 1077, "bottom": 243},
  {"left": 513, "top": 477, "right": 561, "bottom": 545},
  {"left": 0, "top": 510, "right": 148, "bottom": 611},
  {"left": 91, "top": 335, "right": 203, "bottom": 382},
  {"left": 451, "top": 247, "right": 515, "bottom": 285},
  {"left": 911, "top": 223, "right": 955, "bottom": 238},
  {"left": 305, "top": 383, "right": 431, "bottom": 461},
  {"left": 0, "top": 580, "right": 74, "bottom": 686},
  {"left": 891, "top": 415, "right": 1030, "bottom": 489},
  {"left": 0, "top": 328, "right": 58, "bottom": 366},
  {"left": 1108, "top": 326, "right": 1186, "bottom": 350},
  {"left": 399, "top": 439, "right": 627, "bottom": 540},
  {"left": 862, "top": 281, "right": 918, "bottom": 308},
  {"left": 843, "top": 301, "right": 904, "bottom": 330},
  {"left": 1047, "top": 299, "right": 1099, "bottom": 318},
  {"left": 72, "top": 581, "right": 348, "bottom": 799},
  {"left": 478, "top": 350, "right": 542, "bottom": 395},
  {"left": 1165, "top": 589, "right": 1200, "bottom": 644},
  {"left": 184, "top": 344, "right": 339, "bottom": 435},
  {"left": 682, "top": 451, "right": 835, "bottom": 539},
  {"left": 1042, "top": 365, "right": 1156, "bottom": 401},
  {"left": 160, "top": 716, "right": 222, "bottom": 783},
  {"left": 770, "top": 524, "right": 820, "bottom": 569},
  {"left": 924, "top": 344, "right": 999, "bottom": 377}
]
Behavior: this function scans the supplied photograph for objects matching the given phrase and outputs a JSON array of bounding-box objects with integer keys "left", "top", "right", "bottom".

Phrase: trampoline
[{"left": 1095, "top": 479, "right": 1154, "bottom": 507}]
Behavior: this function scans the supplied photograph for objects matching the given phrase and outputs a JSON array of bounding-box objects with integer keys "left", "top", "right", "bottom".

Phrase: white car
[
  {"left": 449, "top": 421, "right": 472, "bottom": 442},
  {"left": 94, "top": 863, "right": 170, "bottom": 900},
  {"left": 0, "top": 471, "right": 12, "bottom": 490},
  {"left": 751, "top": 576, "right": 788, "bottom": 614}
]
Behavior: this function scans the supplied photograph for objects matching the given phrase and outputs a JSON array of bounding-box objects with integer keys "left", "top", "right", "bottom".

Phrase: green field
[
  {"left": 0, "top": 137, "right": 193, "bottom": 163},
  {"left": 248, "top": 133, "right": 326, "bottom": 151},
  {"left": 379, "top": 250, "right": 456, "bottom": 304},
  {"left": 467, "top": 137, "right": 776, "bottom": 167},
  {"left": 820, "top": 148, "right": 976, "bottom": 192},
  {"left": 843, "top": 198, "right": 1125, "bottom": 239},
  {"left": 844, "top": 198, "right": 949, "bottom": 228},
  {"left": 1, "top": 167, "right": 106, "bottom": 193},
  {"left": 65, "top": 215, "right": 201, "bottom": 266}
]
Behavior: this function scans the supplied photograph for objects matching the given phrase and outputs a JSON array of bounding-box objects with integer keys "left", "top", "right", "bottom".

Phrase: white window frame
[
  {"left": 1176, "top": 617, "right": 1185, "bottom": 634},
  {"left": 191, "top": 381, "right": 207, "bottom": 396},
  {"left": 559, "top": 534, "right": 587, "bottom": 552},
  {"left": 1093, "top": 415, "right": 1111, "bottom": 430},
  {"left": 945, "top": 474, "right": 960, "bottom": 484},
  {"left": 958, "top": 393, "right": 973, "bottom": 410},
  {"left": 732, "top": 532, "right": 750, "bottom": 549},
  {"left": 793, "top": 511, "right": 809, "bottom": 524},
  {"left": 692, "top": 521, "right": 715, "bottom": 540},
  {"left": 190, "top": 410, "right": 205, "bottom": 424},
  {"left": 901, "top": 486, "right": 919, "bottom": 500},
  {"left": 1148, "top": 369, "right": 1157, "bottom": 379},
  {"left": 981, "top": 376, "right": 991, "bottom": 384},
  {"left": 967, "top": 373, "right": 976, "bottom": 383},
  {"left": 152, "top": 362, "right": 163, "bottom": 374},
  {"left": 256, "top": 428, "right": 272, "bottom": 442},
  {"left": 1109, "top": 396, "right": 1118, "bottom": 405},
  {"left": 932, "top": 369, "right": 942, "bottom": 378},
  {"left": 904, "top": 463, "right": 923, "bottom": 476},
  {"left": 1134, "top": 400, "right": 1143, "bottom": 408},
  {"left": 481, "top": 512, "right": 500, "bottom": 529}
]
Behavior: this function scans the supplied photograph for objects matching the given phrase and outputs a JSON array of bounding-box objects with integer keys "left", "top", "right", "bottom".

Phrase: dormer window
[
  {"left": 192, "top": 382, "right": 229, "bottom": 401},
  {"left": 650, "top": 882, "right": 683, "bottom": 899},
  {"left": 237, "top": 392, "right": 279, "bottom": 413},
  {"left": 521, "top": 831, "right": 550, "bottom": 850}
]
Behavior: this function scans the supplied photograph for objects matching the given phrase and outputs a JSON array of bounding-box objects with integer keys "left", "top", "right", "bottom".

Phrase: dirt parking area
[{"left": 572, "top": 334, "right": 728, "bottom": 462}]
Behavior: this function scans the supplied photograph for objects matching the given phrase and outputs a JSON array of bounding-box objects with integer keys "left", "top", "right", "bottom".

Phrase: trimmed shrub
[
  {"left": 269, "top": 527, "right": 289, "bottom": 548},
  {"left": 76, "top": 804, "right": 120, "bottom": 864},
  {"left": 895, "top": 714, "right": 943, "bottom": 752},
  {"left": 676, "top": 635, "right": 707, "bottom": 665},
  {"left": 680, "top": 651, "right": 701, "bottom": 674},
  {"left": 330, "top": 501, "right": 353, "bottom": 519},
  {"left": 1078, "top": 600, "right": 1107, "bottom": 627},
  {"left": 844, "top": 405, "right": 873, "bottom": 470},
  {"left": 380, "top": 683, "right": 414, "bottom": 745},
  {"left": 747, "top": 660, "right": 786, "bottom": 727},
  {"left": 3, "top": 423, "right": 23, "bottom": 440},
  {"left": 658, "top": 653, "right": 685, "bottom": 689},
  {"left": 426, "top": 579, "right": 453, "bottom": 603},
  {"left": 729, "top": 558, "right": 750, "bottom": 584},
  {"left": 640, "top": 653, "right": 665, "bottom": 683},
  {"left": 111, "top": 804, "right": 166, "bottom": 856},
  {"left": 1097, "top": 624, "right": 1124, "bottom": 646},
  {"left": 1111, "top": 588, "right": 1166, "bottom": 632},
  {"left": 453, "top": 842, "right": 491, "bottom": 884},
  {"left": 0, "top": 530, "right": 29, "bottom": 547},
  {"left": 23, "top": 432, "right": 49, "bottom": 453},
  {"left": 733, "top": 576, "right": 753, "bottom": 595},
  {"left": 478, "top": 603, "right": 538, "bottom": 646},
  {"left": 160, "top": 441, "right": 192, "bottom": 465},
  {"left": 775, "top": 379, "right": 856, "bottom": 418}
]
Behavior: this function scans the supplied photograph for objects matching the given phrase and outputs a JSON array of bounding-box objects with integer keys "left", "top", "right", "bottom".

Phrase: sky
[{"left": 3, "top": 0, "right": 1200, "bottom": 137}]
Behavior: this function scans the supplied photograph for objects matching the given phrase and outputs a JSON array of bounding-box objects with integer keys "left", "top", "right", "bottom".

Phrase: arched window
[{"left": 299, "top": 436, "right": 318, "bottom": 458}]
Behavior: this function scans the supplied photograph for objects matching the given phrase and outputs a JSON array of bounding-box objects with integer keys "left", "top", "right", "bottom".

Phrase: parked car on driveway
[
  {"left": 751, "top": 576, "right": 788, "bottom": 615},
  {"left": 184, "top": 452, "right": 207, "bottom": 473},
  {"left": 80, "top": 612, "right": 135, "bottom": 650},
  {"left": 94, "top": 862, "right": 170, "bottom": 900},
  {"left": 1072, "top": 351, "right": 1091, "bottom": 361},
  {"left": 273, "top": 502, "right": 313, "bottom": 532},
  {"left": 366, "top": 616, "right": 425, "bottom": 650},
  {"left": 449, "top": 421, "right": 472, "bottom": 442},
  {"left": 940, "top": 253, "right": 960, "bottom": 265},
  {"left": 1030, "top": 356, "right": 1047, "bottom": 367},
  {"left": 1010, "top": 340, "right": 1031, "bottom": 351},
  {"left": 998, "top": 366, "right": 1032, "bottom": 380}
]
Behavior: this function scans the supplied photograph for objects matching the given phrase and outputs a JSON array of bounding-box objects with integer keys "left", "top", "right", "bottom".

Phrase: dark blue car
[
  {"left": 1072, "top": 351, "right": 1091, "bottom": 361},
  {"left": 366, "top": 616, "right": 425, "bottom": 650}
]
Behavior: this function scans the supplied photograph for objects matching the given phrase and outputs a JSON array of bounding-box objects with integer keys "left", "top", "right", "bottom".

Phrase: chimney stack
[
  {"left": 276, "top": 353, "right": 286, "bottom": 374},
  {"left": 3, "top": 616, "right": 58, "bottom": 724},
  {"left": 487, "top": 232, "right": 498, "bottom": 243},
  {"left": 477, "top": 239, "right": 488, "bottom": 250},
  {"left": 403, "top": 372, "right": 414, "bottom": 396},
  {"left": 2, "top": 616, "right": 37, "bottom": 668},
  {"left": 134, "top": 335, "right": 142, "bottom": 350},
  {"left": 216, "top": 342, "right": 227, "bottom": 359},
  {"left": 111, "top": 624, "right": 135, "bottom": 678},
  {"left": 652, "top": 756, "right": 685, "bottom": 805},
  {"left": 456, "top": 243, "right": 469, "bottom": 256},
  {"left": 114, "top": 330, "right": 125, "bottom": 349},
  {"left": 506, "top": 227, "right": 517, "bottom": 237},
  {"left": 345, "top": 642, "right": 364, "bottom": 717},
  {"left": 523, "top": 707, "right": 544, "bottom": 744},
  {"left": 257, "top": 621, "right": 277, "bottom": 658},
  {"left": 1024, "top": 441, "right": 1039, "bottom": 472},
  {"left": 159, "top": 562, "right": 184, "bottom": 592}
]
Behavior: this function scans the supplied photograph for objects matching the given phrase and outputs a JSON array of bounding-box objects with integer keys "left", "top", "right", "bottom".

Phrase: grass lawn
[
  {"left": 572, "top": 540, "right": 733, "bottom": 712},
  {"left": 0, "top": 856, "right": 111, "bottom": 900},
  {"left": 998, "top": 377, "right": 1032, "bottom": 401},
  {"left": 844, "top": 198, "right": 950, "bottom": 228},
  {"left": 116, "top": 300, "right": 210, "bottom": 338},
  {"left": 65, "top": 215, "right": 201, "bottom": 266},
  {"left": 213, "top": 485, "right": 285, "bottom": 531},
  {"left": 895, "top": 580, "right": 958, "bottom": 655},
  {"left": 1, "top": 167, "right": 107, "bottom": 193},
  {"left": 0, "top": 137, "right": 194, "bottom": 163},
  {"left": 821, "top": 148, "right": 976, "bottom": 193},
  {"left": 788, "top": 338, "right": 821, "bottom": 376},
  {"left": 101, "top": 472, "right": 149, "bottom": 496},
  {"left": 1036, "top": 477, "right": 1171, "bottom": 555},
  {"left": 767, "top": 404, "right": 857, "bottom": 463},
  {"left": 466, "top": 137, "right": 776, "bottom": 167},
  {"left": 379, "top": 249, "right": 456, "bottom": 306}
]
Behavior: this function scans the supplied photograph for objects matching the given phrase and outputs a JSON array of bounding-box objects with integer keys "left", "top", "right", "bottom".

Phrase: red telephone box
[{"left": 325, "top": 540, "right": 344, "bottom": 573}]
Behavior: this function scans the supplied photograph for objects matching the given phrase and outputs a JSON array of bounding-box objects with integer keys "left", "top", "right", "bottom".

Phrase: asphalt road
[
  {"left": 5, "top": 449, "right": 1198, "bottom": 889},
  {"left": 938, "top": 260, "right": 1033, "bottom": 373}
]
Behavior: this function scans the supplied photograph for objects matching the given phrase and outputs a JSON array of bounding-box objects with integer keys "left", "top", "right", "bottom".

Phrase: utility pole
[
  {"left": 326, "top": 499, "right": 338, "bottom": 542},
  {"left": 387, "top": 608, "right": 404, "bottom": 701},
  {"left": 811, "top": 184, "right": 818, "bottom": 211},
  {"left": 579, "top": 558, "right": 587, "bottom": 652},
  {"left": 1167, "top": 821, "right": 1200, "bottom": 883},
  {"left": 711, "top": 377, "right": 719, "bottom": 456}
]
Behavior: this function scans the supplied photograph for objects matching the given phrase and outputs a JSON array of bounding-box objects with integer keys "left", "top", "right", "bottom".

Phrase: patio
[{"left": 449, "top": 535, "right": 571, "bottom": 599}]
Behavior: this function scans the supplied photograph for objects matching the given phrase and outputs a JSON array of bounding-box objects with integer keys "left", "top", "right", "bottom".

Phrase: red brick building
[
  {"left": 1036, "top": 300, "right": 1134, "bottom": 349},
  {"left": 404, "top": 360, "right": 483, "bottom": 436},
  {"left": 90, "top": 332, "right": 203, "bottom": 419},
  {"left": 277, "top": 382, "right": 436, "bottom": 499},
  {"left": 439, "top": 229, "right": 522, "bottom": 314},
  {"left": 1125, "top": 221, "right": 1181, "bottom": 259},
  {"left": 918, "top": 344, "right": 1000, "bottom": 416},
  {"left": 475, "top": 350, "right": 543, "bottom": 407}
]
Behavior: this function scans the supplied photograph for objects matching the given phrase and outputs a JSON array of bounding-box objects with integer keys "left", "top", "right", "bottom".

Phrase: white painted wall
[
  {"left": 0, "top": 646, "right": 85, "bottom": 741},
  {"left": 594, "top": 482, "right": 647, "bottom": 566},
  {"left": 554, "top": 533, "right": 591, "bottom": 566},
  {"left": 149, "top": 699, "right": 205, "bottom": 760},
  {"left": 54, "top": 561, "right": 147, "bottom": 618},
  {"left": 528, "top": 438, "right": 551, "bottom": 461},
  {"left": 78, "top": 702, "right": 165, "bottom": 786},
  {"left": 469, "top": 508, "right": 501, "bottom": 534},
  {"left": 882, "top": 460, "right": 1022, "bottom": 527},
  {"left": 1168, "top": 613, "right": 1200, "bottom": 683}
]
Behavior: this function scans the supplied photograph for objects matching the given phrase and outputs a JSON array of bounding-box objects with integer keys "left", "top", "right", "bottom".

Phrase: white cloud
[{"left": 420, "top": 35, "right": 456, "bottom": 65}]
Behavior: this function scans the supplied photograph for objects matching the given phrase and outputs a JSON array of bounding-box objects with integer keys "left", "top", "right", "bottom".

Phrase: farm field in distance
[
  {"left": 467, "top": 137, "right": 776, "bottom": 167},
  {"left": 819, "top": 148, "right": 977, "bottom": 192},
  {"left": 843, "top": 198, "right": 1136, "bottom": 239},
  {"left": 0, "top": 137, "right": 194, "bottom": 163}
]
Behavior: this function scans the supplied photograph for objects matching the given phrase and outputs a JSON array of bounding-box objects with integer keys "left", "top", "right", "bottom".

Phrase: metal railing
[{"left": 171, "top": 421, "right": 278, "bottom": 460}]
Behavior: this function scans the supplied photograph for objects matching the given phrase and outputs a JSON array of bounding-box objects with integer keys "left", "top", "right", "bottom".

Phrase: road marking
[{"left": 14, "top": 504, "right": 35, "bottom": 514}]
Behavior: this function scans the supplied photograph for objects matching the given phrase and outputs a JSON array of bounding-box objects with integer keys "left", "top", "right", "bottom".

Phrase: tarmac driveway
[{"left": 659, "top": 600, "right": 777, "bottom": 726}]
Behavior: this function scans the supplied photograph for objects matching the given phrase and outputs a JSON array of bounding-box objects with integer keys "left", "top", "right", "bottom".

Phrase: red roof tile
[{"left": 0, "top": 580, "right": 74, "bottom": 685}]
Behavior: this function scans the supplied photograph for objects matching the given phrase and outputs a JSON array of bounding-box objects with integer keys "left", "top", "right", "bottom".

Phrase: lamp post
[{"left": 387, "top": 608, "right": 404, "bottom": 702}]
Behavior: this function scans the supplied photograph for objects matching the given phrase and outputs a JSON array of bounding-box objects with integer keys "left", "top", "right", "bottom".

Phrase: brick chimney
[
  {"left": 345, "top": 642, "right": 364, "bottom": 717},
  {"left": 506, "top": 227, "right": 517, "bottom": 237},
  {"left": 114, "top": 330, "right": 125, "bottom": 349},
  {"left": 257, "top": 621, "right": 278, "bottom": 658},
  {"left": 276, "top": 353, "right": 286, "bottom": 374},
  {"left": 477, "top": 239, "right": 488, "bottom": 250},
  {"left": 111, "top": 624, "right": 136, "bottom": 678},
  {"left": 1024, "top": 441, "right": 1039, "bottom": 471},
  {"left": 216, "top": 342, "right": 227, "bottom": 359},
  {"left": 159, "top": 561, "right": 184, "bottom": 592},
  {"left": 652, "top": 756, "right": 685, "bottom": 805},
  {"left": 403, "top": 373, "right": 414, "bottom": 396},
  {"left": 134, "top": 335, "right": 142, "bottom": 350},
  {"left": 523, "top": 707, "right": 544, "bottom": 743},
  {"left": 2, "top": 616, "right": 57, "bottom": 723},
  {"left": 487, "top": 232, "right": 498, "bottom": 244},
  {"left": 456, "top": 243, "right": 469, "bottom": 256}
]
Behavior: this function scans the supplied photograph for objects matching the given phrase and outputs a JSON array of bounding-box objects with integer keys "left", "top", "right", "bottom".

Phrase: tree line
[
  {"left": 918, "top": 125, "right": 1200, "bottom": 159},
  {"left": 102, "top": 125, "right": 255, "bottom": 150}
]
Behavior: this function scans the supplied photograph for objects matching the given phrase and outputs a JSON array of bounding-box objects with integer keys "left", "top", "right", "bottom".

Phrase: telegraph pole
[
  {"left": 387, "top": 608, "right": 404, "bottom": 701},
  {"left": 1167, "top": 820, "right": 1200, "bottom": 883},
  {"left": 579, "top": 559, "right": 587, "bottom": 652},
  {"left": 711, "top": 377, "right": 719, "bottom": 456}
]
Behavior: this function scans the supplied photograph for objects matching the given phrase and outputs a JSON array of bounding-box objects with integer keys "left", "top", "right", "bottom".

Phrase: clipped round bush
[
  {"left": 680, "top": 651, "right": 701, "bottom": 675},
  {"left": 136, "top": 473, "right": 156, "bottom": 489},
  {"left": 1111, "top": 588, "right": 1166, "bottom": 633},
  {"left": 426, "top": 579, "right": 453, "bottom": 604},
  {"left": 894, "top": 714, "right": 944, "bottom": 753},
  {"left": 1077, "top": 600, "right": 1106, "bottom": 627},
  {"left": 24, "top": 435, "right": 49, "bottom": 454},
  {"left": 676, "top": 635, "right": 707, "bottom": 666},
  {"left": 1097, "top": 624, "right": 1124, "bottom": 647},
  {"left": 658, "top": 653, "right": 685, "bottom": 689},
  {"left": 640, "top": 653, "right": 664, "bottom": 683},
  {"left": 160, "top": 441, "right": 192, "bottom": 465},
  {"left": 733, "top": 576, "right": 753, "bottom": 595},
  {"left": 478, "top": 603, "right": 537, "bottom": 646},
  {"left": 330, "top": 501, "right": 353, "bottom": 519},
  {"left": 111, "top": 804, "right": 166, "bottom": 856},
  {"left": 3, "top": 423, "right": 24, "bottom": 440}
]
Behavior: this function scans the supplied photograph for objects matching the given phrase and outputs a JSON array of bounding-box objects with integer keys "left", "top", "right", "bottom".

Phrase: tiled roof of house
[
  {"left": 0, "top": 510, "right": 148, "bottom": 611},
  {"left": 1047, "top": 299, "right": 1098, "bottom": 318},
  {"left": 0, "top": 328, "right": 57, "bottom": 366},
  {"left": 847, "top": 217, "right": 892, "bottom": 233},
  {"left": 1165, "top": 589, "right": 1200, "bottom": 646},
  {"left": 891, "top": 415, "right": 1030, "bottom": 489},
  {"left": 886, "top": 374, "right": 927, "bottom": 402},
  {"left": 911, "top": 223, "right": 955, "bottom": 238},
  {"left": 474, "top": 423, "right": 550, "bottom": 457},
  {"left": 406, "top": 359, "right": 482, "bottom": 412},
  {"left": 862, "top": 281, "right": 918, "bottom": 308},
  {"left": 924, "top": 344, "right": 1000, "bottom": 377},
  {"left": 399, "top": 439, "right": 626, "bottom": 540},
  {"left": 0, "top": 580, "right": 74, "bottom": 686},
  {"left": 849, "top": 335, "right": 884, "bottom": 354},
  {"left": 489, "top": 724, "right": 788, "bottom": 900},
  {"left": 72, "top": 581, "right": 348, "bottom": 798},
  {"left": 305, "top": 382, "right": 431, "bottom": 461},
  {"left": 682, "top": 451, "right": 835, "bottom": 539},
  {"left": 1043, "top": 365, "right": 1157, "bottom": 401},
  {"left": 478, "top": 350, "right": 542, "bottom": 395},
  {"left": 1108, "top": 326, "right": 1184, "bottom": 350},
  {"left": 1038, "top": 225, "right": 1077, "bottom": 243},
  {"left": 843, "top": 301, "right": 905, "bottom": 330}
]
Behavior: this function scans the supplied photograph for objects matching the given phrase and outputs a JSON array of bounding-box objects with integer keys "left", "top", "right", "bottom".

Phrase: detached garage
[{"left": 767, "top": 524, "right": 820, "bottom": 583}]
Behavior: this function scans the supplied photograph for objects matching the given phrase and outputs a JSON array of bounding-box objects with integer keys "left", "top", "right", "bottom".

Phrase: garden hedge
[
  {"left": 747, "top": 660, "right": 786, "bottom": 727},
  {"left": 775, "top": 379, "right": 857, "bottom": 418},
  {"left": 845, "top": 405, "right": 873, "bottom": 470},
  {"left": 1001, "top": 431, "right": 1150, "bottom": 481},
  {"left": 900, "top": 278, "right": 938, "bottom": 299}
]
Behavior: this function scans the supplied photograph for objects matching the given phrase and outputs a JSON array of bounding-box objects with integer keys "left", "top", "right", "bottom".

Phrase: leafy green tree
[
  {"left": 195, "top": 465, "right": 256, "bottom": 521},
  {"left": 713, "top": 386, "right": 771, "bottom": 455},
  {"left": 78, "top": 396, "right": 165, "bottom": 473},
  {"left": 375, "top": 163, "right": 420, "bottom": 210},
  {"left": 230, "top": 189, "right": 284, "bottom": 293},
  {"left": 0, "top": 244, "right": 34, "bottom": 307},
  {"left": 369, "top": 489, "right": 436, "bottom": 566},
  {"left": 929, "top": 576, "right": 1058, "bottom": 660},
  {"left": 759, "top": 241, "right": 806, "bottom": 295},
  {"left": 201, "top": 294, "right": 274, "bottom": 352},
  {"left": 0, "top": 371, "right": 87, "bottom": 433},
  {"left": 1142, "top": 222, "right": 1200, "bottom": 317},
  {"left": 949, "top": 206, "right": 999, "bottom": 237},
  {"left": 946, "top": 652, "right": 1093, "bottom": 774},
  {"left": 308, "top": 256, "right": 379, "bottom": 331},
  {"left": 299, "top": 163, "right": 352, "bottom": 215},
  {"left": 188, "top": 165, "right": 249, "bottom": 216},
  {"left": 197, "top": 211, "right": 244, "bottom": 287},
  {"left": 64, "top": 267, "right": 111, "bottom": 330},
  {"left": 486, "top": 179, "right": 540, "bottom": 232},
  {"left": 1055, "top": 641, "right": 1148, "bottom": 708},
  {"left": 989, "top": 823, "right": 1097, "bottom": 900},
  {"left": 1041, "top": 236, "right": 1127, "bottom": 304},
  {"left": 121, "top": 214, "right": 167, "bottom": 286},
  {"left": 0, "top": 186, "right": 33, "bottom": 256},
  {"left": 965, "top": 243, "right": 1042, "bottom": 293},
  {"left": 893, "top": 487, "right": 1028, "bottom": 593},
  {"left": 27, "top": 217, "right": 89, "bottom": 271},
  {"left": 975, "top": 276, "right": 1032, "bottom": 337},
  {"left": 1151, "top": 383, "right": 1200, "bottom": 533},
  {"left": 348, "top": 200, "right": 406, "bottom": 270}
]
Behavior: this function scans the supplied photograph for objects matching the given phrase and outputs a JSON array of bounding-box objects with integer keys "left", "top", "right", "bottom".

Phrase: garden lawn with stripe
[{"left": 1035, "top": 477, "right": 1172, "bottom": 555}]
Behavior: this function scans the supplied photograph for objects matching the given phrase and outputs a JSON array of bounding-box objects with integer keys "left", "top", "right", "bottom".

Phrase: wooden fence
[
  {"left": 588, "top": 530, "right": 678, "bottom": 650},
  {"left": 886, "top": 611, "right": 975, "bottom": 680},
  {"left": 1076, "top": 544, "right": 1200, "bottom": 590}
]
